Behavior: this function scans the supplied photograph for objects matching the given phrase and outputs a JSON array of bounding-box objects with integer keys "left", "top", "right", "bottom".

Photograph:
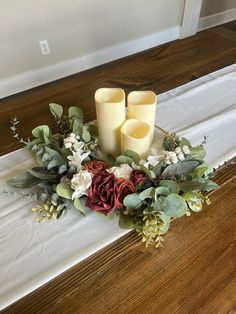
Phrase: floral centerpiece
[{"left": 6, "top": 103, "right": 219, "bottom": 248}]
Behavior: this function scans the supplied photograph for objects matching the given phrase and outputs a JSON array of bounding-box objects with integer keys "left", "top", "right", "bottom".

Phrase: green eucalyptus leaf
[
  {"left": 82, "top": 126, "right": 91, "bottom": 143},
  {"left": 190, "top": 163, "right": 208, "bottom": 179},
  {"left": 32, "top": 125, "right": 50, "bottom": 139},
  {"left": 123, "top": 150, "right": 140, "bottom": 162},
  {"left": 139, "top": 187, "right": 155, "bottom": 201},
  {"left": 68, "top": 106, "right": 84, "bottom": 119},
  {"left": 7, "top": 172, "right": 41, "bottom": 188},
  {"left": 162, "top": 160, "right": 202, "bottom": 178},
  {"left": 162, "top": 194, "right": 187, "bottom": 217},
  {"left": 71, "top": 118, "right": 83, "bottom": 135},
  {"left": 159, "top": 180, "right": 180, "bottom": 194},
  {"left": 155, "top": 186, "right": 169, "bottom": 197},
  {"left": 159, "top": 211, "right": 171, "bottom": 223},
  {"left": 28, "top": 167, "right": 57, "bottom": 182},
  {"left": 123, "top": 193, "right": 141, "bottom": 209},
  {"left": 179, "top": 178, "right": 219, "bottom": 192},
  {"left": 119, "top": 213, "right": 136, "bottom": 229},
  {"left": 190, "top": 145, "right": 206, "bottom": 160},
  {"left": 152, "top": 161, "right": 165, "bottom": 176},
  {"left": 74, "top": 198, "right": 85, "bottom": 216},
  {"left": 49, "top": 103, "right": 63, "bottom": 119},
  {"left": 153, "top": 199, "right": 162, "bottom": 211},
  {"left": 47, "top": 159, "right": 61, "bottom": 170},
  {"left": 140, "top": 164, "right": 153, "bottom": 180},
  {"left": 159, "top": 221, "right": 170, "bottom": 234},
  {"left": 116, "top": 155, "right": 133, "bottom": 165},
  {"left": 58, "top": 164, "right": 67, "bottom": 174},
  {"left": 87, "top": 124, "right": 99, "bottom": 137},
  {"left": 56, "top": 183, "right": 73, "bottom": 199}
]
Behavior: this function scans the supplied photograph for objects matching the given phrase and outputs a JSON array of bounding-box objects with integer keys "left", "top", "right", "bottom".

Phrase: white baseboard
[
  {"left": 198, "top": 8, "right": 236, "bottom": 31},
  {"left": 0, "top": 26, "right": 180, "bottom": 99}
]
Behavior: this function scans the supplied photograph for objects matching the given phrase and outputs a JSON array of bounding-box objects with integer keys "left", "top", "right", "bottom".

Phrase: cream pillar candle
[
  {"left": 95, "top": 88, "right": 125, "bottom": 156},
  {"left": 128, "top": 91, "right": 157, "bottom": 143},
  {"left": 121, "top": 119, "right": 151, "bottom": 159}
]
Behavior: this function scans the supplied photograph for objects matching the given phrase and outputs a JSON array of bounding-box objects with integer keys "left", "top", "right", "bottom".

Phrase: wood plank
[{"left": 1, "top": 23, "right": 236, "bottom": 313}]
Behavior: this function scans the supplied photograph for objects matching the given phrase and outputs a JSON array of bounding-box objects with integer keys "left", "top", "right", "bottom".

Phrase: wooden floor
[{"left": 1, "top": 22, "right": 236, "bottom": 313}]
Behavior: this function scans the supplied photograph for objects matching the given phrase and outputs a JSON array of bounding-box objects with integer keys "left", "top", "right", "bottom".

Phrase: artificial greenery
[{"left": 6, "top": 103, "right": 219, "bottom": 248}]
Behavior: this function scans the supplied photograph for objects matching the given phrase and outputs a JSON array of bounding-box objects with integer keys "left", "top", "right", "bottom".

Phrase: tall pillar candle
[
  {"left": 121, "top": 119, "right": 151, "bottom": 159},
  {"left": 128, "top": 91, "right": 157, "bottom": 143},
  {"left": 95, "top": 88, "right": 125, "bottom": 156}
]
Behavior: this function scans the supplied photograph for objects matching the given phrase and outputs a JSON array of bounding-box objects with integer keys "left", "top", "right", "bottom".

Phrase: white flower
[
  {"left": 182, "top": 145, "right": 191, "bottom": 155},
  {"left": 165, "top": 151, "right": 177, "bottom": 159},
  {"left": 67, "top": 150, "right": 90, "bottom": 171},
  {"left": 107, "top": 164, "right": 133, "bottom": 180},
  {"left": 171, "top": 155, "right": 178, "bottom": 164},
  {"left": 178, "top": 152, "right": 185, "bottom": 160},
  {"left": 165, "top": 151, "right": 178, "bottom": 164},
  {"left": 64, "top": 133, "right": 83, "bottom": 152},
  {"left": 144, "top": 156, "right": 158, "bottom": 168},
  {"left": 71, "top": 170, "right": 93, "bottom": 200},
  {"left": 175, "top": 147, "right": 182, "bottom": 154}
]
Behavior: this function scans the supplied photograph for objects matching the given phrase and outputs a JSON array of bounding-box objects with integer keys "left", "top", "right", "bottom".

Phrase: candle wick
[{"left": 155, "top": 124, "right": 169, "bottom": 135}]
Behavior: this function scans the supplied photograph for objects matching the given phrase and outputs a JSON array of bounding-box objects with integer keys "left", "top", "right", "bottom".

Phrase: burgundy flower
[
  {"left": 86, "top": 171, "right": 118, "bottom": 215},
  {"left": 131, "top": 170, "right": 146, "bottom": 186},
  {"left": 83, "top": 160, "right": 108, "bottom": 175},
  {"left": 116, "top": 178, "right": 136, "bottom": 209}
]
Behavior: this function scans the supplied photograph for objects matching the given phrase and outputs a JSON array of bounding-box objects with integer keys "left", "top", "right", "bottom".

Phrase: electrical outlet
[{"left": 39, "top": 40, "right": 50, "bottom": 55}]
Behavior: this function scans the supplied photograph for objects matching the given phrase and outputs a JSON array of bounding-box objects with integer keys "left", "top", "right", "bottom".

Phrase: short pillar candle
[
  {"left": 95, "top": 88, "right": 125, "bottom": 156},
  {"left": 128, "top": 91, "right": 157, "bottom": 143},
  {"left": 121, "top": 119, "right": 151, "bottom": 159}
]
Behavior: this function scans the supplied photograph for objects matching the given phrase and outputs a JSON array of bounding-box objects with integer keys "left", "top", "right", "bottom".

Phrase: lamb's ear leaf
[
  {"left": 7, "top": 172, "right": 41, "bottom": 188},
  {"left": 28, "top": 167, "right": 57, "bottom": 182}
]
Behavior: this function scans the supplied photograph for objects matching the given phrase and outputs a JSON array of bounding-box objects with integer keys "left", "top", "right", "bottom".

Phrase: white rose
[
  {"left": 107, "top": 164, "right": 133, "bottom": 180},
  {"left": 182, "top": 145, "right": 191, "bottom": 155},
  {"left": 71, "top": 170, "right": 93, "bottom": 200}
]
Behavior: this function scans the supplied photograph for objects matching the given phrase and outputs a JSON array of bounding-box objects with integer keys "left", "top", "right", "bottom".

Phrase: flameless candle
[
  {"left": 95, "top": 88, "right": 125, "bottom": 156},
  {"left": 121, "top": 119, "right": 151, "bottom": 159},
  {"left": 128, "top": 91, "right": 157, "bottom": 143}
]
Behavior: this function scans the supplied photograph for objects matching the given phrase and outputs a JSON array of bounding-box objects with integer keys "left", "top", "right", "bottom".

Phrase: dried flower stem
[{"left": 155, "top": 124, "right": 169, "bottom": 135}]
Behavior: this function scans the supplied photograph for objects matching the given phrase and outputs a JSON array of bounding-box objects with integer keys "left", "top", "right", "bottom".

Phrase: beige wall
[
  {"left": 0, "top": 0, "right": 184, "bottom": 80},
  {"left": 200, "top": 0, "right": 236, "bottom": 17}
]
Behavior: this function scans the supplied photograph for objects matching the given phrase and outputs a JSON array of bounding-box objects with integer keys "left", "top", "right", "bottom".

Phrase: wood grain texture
[
  {"left": 1, "top": 22, "right": 236, "bottom": 313},
  {"left": 0, "top": 23, "right": 236, "bottom": 156}
]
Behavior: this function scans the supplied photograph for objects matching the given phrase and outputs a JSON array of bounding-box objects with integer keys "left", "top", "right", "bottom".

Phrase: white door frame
[{"left": 180, "top": 0, "right": 203, "bottom": 38}]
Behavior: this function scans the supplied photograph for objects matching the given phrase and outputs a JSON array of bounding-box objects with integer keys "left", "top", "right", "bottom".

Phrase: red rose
[
  {"left": 131, "top": 170, "right": 146, "bottom": 186},
  {"left": 84, "top": 160, "right": 108, "bottom": 175},
  {"left": 86, "top": 171, "right": 118, "bottom": 215},
  {"left": 116, "top": 178, "right": 136, "bottom": 209}
]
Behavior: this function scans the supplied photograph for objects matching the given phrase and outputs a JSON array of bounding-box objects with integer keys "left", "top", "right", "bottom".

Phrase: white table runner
[{"left": 0, "top": 64, "right": 236, "bottom": 309}]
